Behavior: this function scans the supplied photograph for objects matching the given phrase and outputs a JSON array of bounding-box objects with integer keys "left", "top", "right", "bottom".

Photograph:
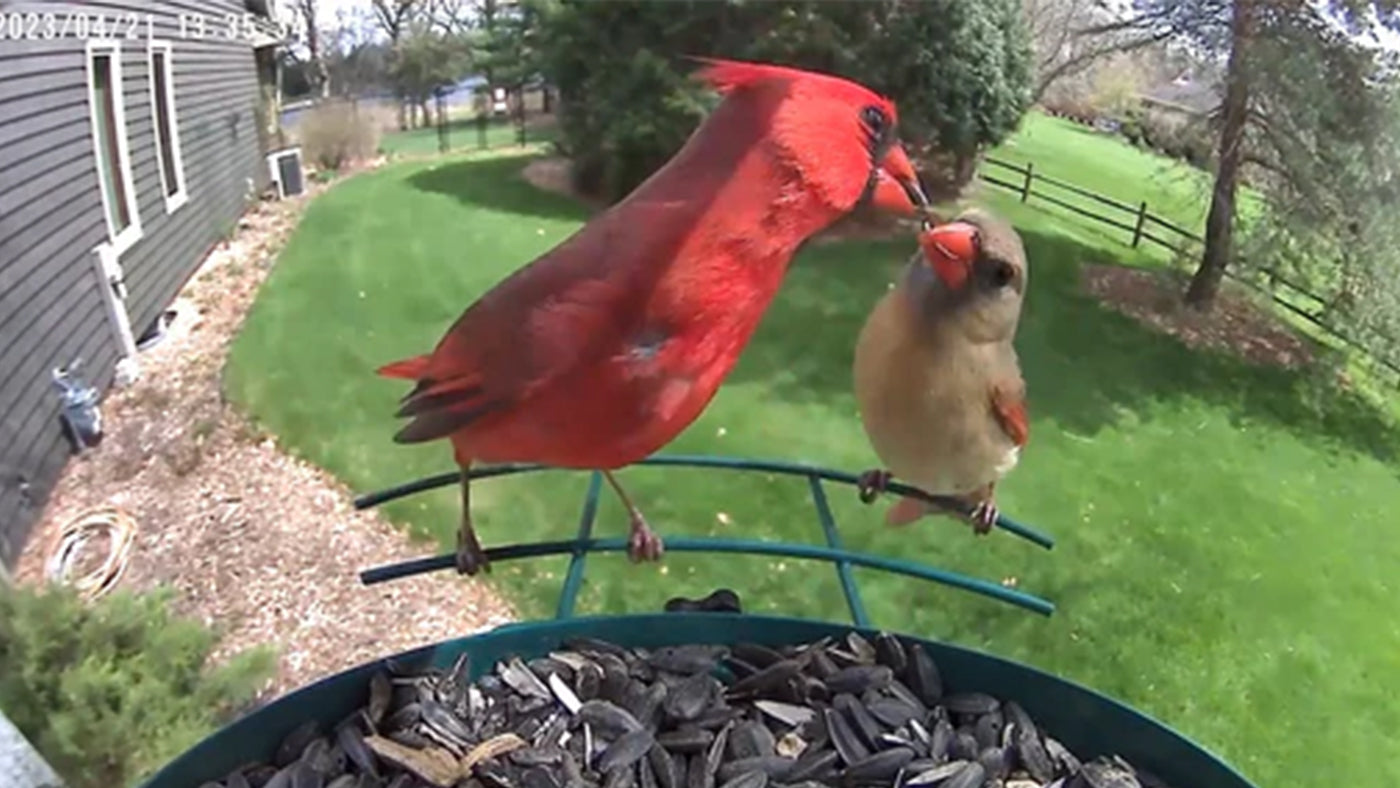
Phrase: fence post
[
  {"left": 1131, "top": 201, "right": 1148, "bottom": 248},
  {"left": 1020, "top": 162, "right": 1033, "bottom": 203},
  {"left": 435, "top": 91, "right": 449, "bottom": 154},
  {"left": 476, "top": 112, "right": 488, "bottom": 149}
]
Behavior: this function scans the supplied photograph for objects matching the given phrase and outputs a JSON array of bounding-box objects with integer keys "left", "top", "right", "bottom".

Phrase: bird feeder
[{"left": 137, "top": 455, "right": 1259, "bottom": 788}]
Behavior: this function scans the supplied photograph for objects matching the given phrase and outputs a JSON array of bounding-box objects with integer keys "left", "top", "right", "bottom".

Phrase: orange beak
[
  {"left": 919, "top": 221, "right": 980, "bottom": 290},
  {"left": 869, "top": 143, "right": 929, "bottom": 217}
]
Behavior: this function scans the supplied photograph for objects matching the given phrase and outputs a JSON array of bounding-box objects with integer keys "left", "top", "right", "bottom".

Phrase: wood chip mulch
[
  {"left": 1081, "top": 263, "right": 1317, "bottom": 369},
  {"left": 14, "top": 165, "right": 517, "bottom": 700}
]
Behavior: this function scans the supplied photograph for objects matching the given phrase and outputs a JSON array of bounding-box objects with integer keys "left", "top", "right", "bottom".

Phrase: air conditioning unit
[{"left": 266, "top": 146, "right": 304, "bottom": 199}]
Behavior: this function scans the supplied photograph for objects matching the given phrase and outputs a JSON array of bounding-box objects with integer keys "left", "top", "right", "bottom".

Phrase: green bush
[
  {"left": 0, "top": 584, "right": 277, "bottom": 788},
  {"left": 1118, "top": 111, "right": 1145, "bottom": 147},
  {"left": 537, "top": 0, "right": 1031, "bottom": 203}
]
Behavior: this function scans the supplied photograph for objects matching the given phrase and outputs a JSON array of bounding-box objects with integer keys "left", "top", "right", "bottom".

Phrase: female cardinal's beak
[
  {"left": 919, "top": 221, "right": 980, "bottom": 291},
  {"left": 869, "top": 144, "right": 929, "bottom": 216}
]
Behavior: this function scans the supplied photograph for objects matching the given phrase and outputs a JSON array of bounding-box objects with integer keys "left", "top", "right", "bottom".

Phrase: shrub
[
  {"left": 1118, "top": 110, "right": 1145, "bottom": 147},
  {"left": 0, "top": 584, "right": 277, "bottom": 788},
  {"left": 294, "top": 99, "right": 383, "bottom": 171},
  {"left": 1127, "top": 109, "right": 1215, "bottom": 169},
  {"left": 538, "top": 0, "right": 1031, "bottom": 204}
]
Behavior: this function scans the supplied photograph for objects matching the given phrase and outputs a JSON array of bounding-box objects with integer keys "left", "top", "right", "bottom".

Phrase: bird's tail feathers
[
  {"left": 377, "top": 354, "right": 431, "bottom": 380},
  {"left": 884, "top": 495, "right": 930, "bottom": 527}
]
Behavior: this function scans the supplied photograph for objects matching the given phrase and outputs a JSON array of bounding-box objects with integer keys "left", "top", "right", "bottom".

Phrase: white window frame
[
  {"left": 85, "top": 39, "right": 142, "bottom": 256},
  {"left": 147, "top": 39, "right": 189, "bottom": 214}
]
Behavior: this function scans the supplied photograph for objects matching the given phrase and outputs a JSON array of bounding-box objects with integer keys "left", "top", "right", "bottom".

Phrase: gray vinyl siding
[{"left": 0, "top": 0, "right": 270, "bottom": 569}]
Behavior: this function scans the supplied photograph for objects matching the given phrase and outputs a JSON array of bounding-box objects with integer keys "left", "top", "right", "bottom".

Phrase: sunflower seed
[
  {"left": 717, "top": 770, "right": 767, "bottom": 788},
  {"left": 665, "top": 674, "right": 717, "bottom": 723},
  {"left": 716, "top": 756, "right": 794, "bottom": 782},
  {"left": 843, "top": 746, "right": 915, "bottom": 783},
  {"left": 550, "top": 673, "right": 584, "bottom": 714},
  {"left": 939, "top": 761, "right": 986, "bottom": 788},
  {"left": 599, "top": 730, "right": 657, "bottom": 774},
  {"left": 728, "top": 720, "right": 777, "bottom": 760},
  {"left": 826, "top": 666, "right": 893, "bottom": 696},
  {"left": 658, "top": 727, "right": 715, "bottom": 754},
  {"left": 872, "top": 634, "right": 908, "bottom": 676},
  {"left": 904, "top": 760, "right": 969, "bottom": 786},
  {"left": 903, "top": 646, "right": 942, "bottom": 707},
  {"left": 217, "top": 633, "right": 1180, "bottom": 788},
  {"left": 824, "top": 707, "right": 870, "bottom": 765},
  {"left": 786, "top": 749, "right": 839, "bottom": 782},
  {"left": 943, "top": 693, "right": 999, "bottom": 718},
  {"left": 580, "top": 700, "right": 645, "bottom": 736},
  {"left": 754, "top": 701, "right": 815, "bottom": 727}
]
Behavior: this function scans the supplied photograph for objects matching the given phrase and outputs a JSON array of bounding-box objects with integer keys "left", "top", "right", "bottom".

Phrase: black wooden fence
[{"left": 978, "top": 156, "right": 1399, "bottom": 377}]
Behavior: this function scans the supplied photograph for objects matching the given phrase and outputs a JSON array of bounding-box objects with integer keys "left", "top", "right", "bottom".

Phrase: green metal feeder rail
[{"left": 355, "top": 453, "right": 1057, "bottom": 622}]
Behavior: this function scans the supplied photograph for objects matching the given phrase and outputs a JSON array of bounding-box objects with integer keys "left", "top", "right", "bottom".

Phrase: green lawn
[
  {"left": 226, "top": 128, "right": 1400, "bottom": 788},
  {"left": 986, "top": 112, "right": 1267, "bottom": 263}
]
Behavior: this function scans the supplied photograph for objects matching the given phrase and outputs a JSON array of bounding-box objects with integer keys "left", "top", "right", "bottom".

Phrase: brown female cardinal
[
  {"left": 851, "top": 208, "right": 1030, "bottom": 533},
  {"left": 378, "top": 57, "right": 930, "bottom": 575}
]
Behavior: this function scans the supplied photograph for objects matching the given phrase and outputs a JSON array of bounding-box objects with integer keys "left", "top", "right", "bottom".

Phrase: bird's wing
[
  {"left": 387, "top": 197, "right": 703, "bottom": 443},
  {"left": 388, "top": 93, "right": 792, "bottom": 445},
  {"left": 989, "top": 381, "right": 1030, "bottom": 448}
]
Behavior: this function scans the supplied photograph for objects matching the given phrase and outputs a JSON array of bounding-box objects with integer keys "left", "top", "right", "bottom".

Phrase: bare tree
[
  {"left": 1094, "top": 0, "right": 1400, "bottom": 312},
  {"left": 293, "top": 0, "right": 331, "bottom": 98},
  {"left": 1024, "top": 0, "right": 1181, "bottom": 102},
  {"left": 372, "top": 0, "right": 419, "bottom": 43},
  {"left": 426, "top": 0, "right": 475, "bottom": 34},
  {"left": 372, "top": 0, "right": 423, "bottom": 127}
]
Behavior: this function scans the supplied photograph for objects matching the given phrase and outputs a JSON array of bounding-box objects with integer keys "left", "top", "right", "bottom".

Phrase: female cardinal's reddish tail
[
  {"left": 852, "top": 209, "right": 1031, "bottom": 535},
  {"left": 378, "top": 57, "right": 931, "bottom": 576},
  {"left": 377, "top": 357, "right": 430, "bottom": 380}
]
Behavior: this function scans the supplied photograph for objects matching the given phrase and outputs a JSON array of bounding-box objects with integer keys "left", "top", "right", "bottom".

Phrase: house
[
  {"left": 1138, "top": 71, "right": 1220, "bottom": 130},
  {"left": 0, "top": 0, "right": 287, "bottom": 571}
]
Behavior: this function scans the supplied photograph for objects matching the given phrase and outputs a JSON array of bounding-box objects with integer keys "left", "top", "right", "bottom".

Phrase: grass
[
  {"left": 984, "top": 114, "right": 1393, "bottom": 412},
  {"left": 986, "top": 111, "right": 1266, "bottom": 262},
  {"left": 225, "top": 125, "right": 1400, "bottom": 788}
]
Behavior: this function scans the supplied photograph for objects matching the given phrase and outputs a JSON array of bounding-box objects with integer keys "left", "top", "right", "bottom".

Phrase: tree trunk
[{"left": 1184, "top": 0, "right": 1252, "bottom": 311}]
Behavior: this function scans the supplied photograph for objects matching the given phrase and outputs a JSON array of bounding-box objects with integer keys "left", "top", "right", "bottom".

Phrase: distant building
[
  {"left": 0, "top": 0, "right": 287, "bottom": 569},
  {"left": 1138, "top": 71, "right": 1220, "bottom": 129}
]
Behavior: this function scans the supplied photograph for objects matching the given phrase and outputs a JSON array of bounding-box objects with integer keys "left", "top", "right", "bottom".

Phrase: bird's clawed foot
[
  {"left": 627, "top": 514, "right": 665, "bottom": 563},
  {"left": 967, "top": 500, "right": 999, "bottom": 535},
  {"left": 455, "top": 527, "right": 491, "bottom": 576},
  {"left": 856, "top": 469, "right": 893, "bottom": 503}
]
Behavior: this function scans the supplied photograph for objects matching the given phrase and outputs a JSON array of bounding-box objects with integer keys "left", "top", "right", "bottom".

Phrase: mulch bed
[
  {"left": 1081, "top": 263, "right": 1317, "bottom": 369},
  {"left": 16, "top": 159, "right": 516, "bottom": 700}
]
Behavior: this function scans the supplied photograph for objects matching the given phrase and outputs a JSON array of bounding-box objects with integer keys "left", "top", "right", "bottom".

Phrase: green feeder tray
[{"left": 136, "top": 454, "right": 1257, "bottom": 788}]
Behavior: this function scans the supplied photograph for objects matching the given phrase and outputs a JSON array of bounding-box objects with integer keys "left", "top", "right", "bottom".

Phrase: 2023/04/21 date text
[{"left": 0, "top": 10, "right": 261, "bottom": 41}]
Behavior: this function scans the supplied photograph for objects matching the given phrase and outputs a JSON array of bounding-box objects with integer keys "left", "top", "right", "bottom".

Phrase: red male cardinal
[
  {"left": 851, "top": 208, "right": 1030, "bottom": 533},
  {"left": 378, "top": 57, "right": 930, "bottom": 575}
]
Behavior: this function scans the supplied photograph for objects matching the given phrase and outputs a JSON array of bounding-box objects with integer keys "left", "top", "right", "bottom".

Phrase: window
[
  {"left": 86, "top": 40, "right": 141, "bottom": 254},
  {"left": 148, "top": 41, "right": 188, "bottom": 212}
]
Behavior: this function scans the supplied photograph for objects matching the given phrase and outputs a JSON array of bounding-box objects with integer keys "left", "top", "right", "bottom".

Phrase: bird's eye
[
  {"left": 990, "top": 261, "right": 1015, "bottom": 288},
  {"left": 860, "top": 105, "right": 888, "bottom": 137}
]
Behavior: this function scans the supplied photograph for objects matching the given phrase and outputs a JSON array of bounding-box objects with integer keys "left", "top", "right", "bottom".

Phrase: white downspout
[{"left": 91, "top": 243, "right": 141, "bottom": 387}]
